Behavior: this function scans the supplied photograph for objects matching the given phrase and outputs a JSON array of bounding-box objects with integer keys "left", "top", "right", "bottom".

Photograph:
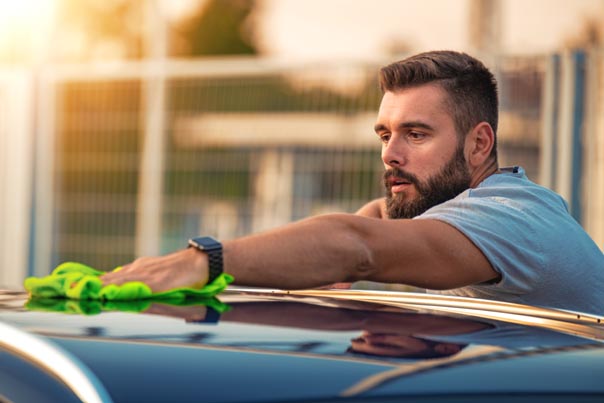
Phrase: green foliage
[
  {"left": 169, "top": 75, "right": 381, "bottom": 113},
  {"left": 172, "top": 0, "right": 258, "bottom": 57}
]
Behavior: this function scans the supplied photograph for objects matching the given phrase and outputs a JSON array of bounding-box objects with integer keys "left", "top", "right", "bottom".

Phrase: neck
[{"left": 469, "top": 158, "right": 498, "bottom": 188}]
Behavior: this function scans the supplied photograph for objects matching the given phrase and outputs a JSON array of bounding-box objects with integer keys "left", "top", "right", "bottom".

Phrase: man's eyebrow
[
  {"left": 374, "top": 121, "right": 435, "bottom": 133},
  {"left": 374, "top": 123, "right": 387, "bottom": 133}
]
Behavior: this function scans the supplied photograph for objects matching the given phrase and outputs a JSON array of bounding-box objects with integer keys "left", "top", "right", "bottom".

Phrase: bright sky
[
  {"left": 256, "top": 0, "right": 604, "bottom": 60},
  {"left": 0, "top": 0, "right": 602, "bottom": 63},
  {"left": 0, "top": 0, "right": 56, "bottom": 62},
  {"left": 502, "top": 0, "right": 604, "bottom": 53}
]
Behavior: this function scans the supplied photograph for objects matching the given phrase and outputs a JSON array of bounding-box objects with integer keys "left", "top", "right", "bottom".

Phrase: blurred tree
[
  {"left": 562, "top": 15, "right": 604, "bottom": 49},
  {"left": 170, "top": 0, "right": 259, "bottom": 57},
  {"left": 56, "top": 0, "right": 144, "bottom": 61},
  {"left": 54, "top": 0, "right": 260, "bottom": 61}
]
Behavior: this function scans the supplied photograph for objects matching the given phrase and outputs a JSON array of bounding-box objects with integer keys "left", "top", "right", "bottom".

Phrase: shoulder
[
  {"left": 436, "top": 168, "right": 567, "bottom": 214},
  {"left": 355, "top": 198, "right": 387, "bottom": 218}
]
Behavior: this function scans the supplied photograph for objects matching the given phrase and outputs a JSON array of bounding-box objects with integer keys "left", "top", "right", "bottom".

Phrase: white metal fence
[
  {"left": 0, "top": 52, "right": 602, "bottom": 288},
  {"left": 0, "top": 70, "right": 34, "bottom": 288},
  {"left": 30, "top": 58, "right": 387, "bottom": 277}
]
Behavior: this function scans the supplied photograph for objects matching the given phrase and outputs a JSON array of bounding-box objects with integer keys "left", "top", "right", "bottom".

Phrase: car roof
[{"left": 1, "top": 288, "right": 604, "bottom": 403}]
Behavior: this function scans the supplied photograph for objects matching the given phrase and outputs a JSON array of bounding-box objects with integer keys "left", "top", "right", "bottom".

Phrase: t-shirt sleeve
[{"left": 416, "top": 193, "right": 546, "bottom": 295}]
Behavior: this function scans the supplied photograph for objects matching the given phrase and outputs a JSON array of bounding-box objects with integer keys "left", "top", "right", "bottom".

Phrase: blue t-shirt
[
  {"left": 421, "top": 320, "right": 595, "bottom": 350},
  {"left": 417, "top": 167, "right": 604, "bottom": 315}
]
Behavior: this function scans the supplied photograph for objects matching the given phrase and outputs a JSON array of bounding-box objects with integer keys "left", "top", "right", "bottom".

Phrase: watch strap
[
  {"left": 189, "top": 306, "right": 221, "bottom": 324},
  {"left": 188, "top": 236, "right": 223, "bottom": 284}
]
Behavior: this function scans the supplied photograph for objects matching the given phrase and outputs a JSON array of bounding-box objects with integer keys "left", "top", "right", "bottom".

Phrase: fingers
[
  {"left": 146, "top": 304, "right": 207, "bottom": 321},
  {"left": 99, "top": 249, "right": 209, "bottom": 293},
  {"left": 100, "top": 258, "right": 156, "bottom": 287},
  {"left": 100, "top": 271, "right": 129, "bottom": 286}
]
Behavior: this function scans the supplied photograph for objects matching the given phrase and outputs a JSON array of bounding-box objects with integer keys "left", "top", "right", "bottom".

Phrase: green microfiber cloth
[
  {"left": 24, "top": 261, "right": 234, "bottom": 301},
  {"left": 25, "top": 295, "right": 231, "bottom": 316}
]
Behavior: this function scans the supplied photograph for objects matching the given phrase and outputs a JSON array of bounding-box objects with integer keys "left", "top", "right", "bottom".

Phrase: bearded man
[{"left": 103, "top": 51, "right": 604, "bottom": 315}]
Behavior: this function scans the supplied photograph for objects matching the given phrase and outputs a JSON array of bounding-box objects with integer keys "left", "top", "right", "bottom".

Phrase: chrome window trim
[
  {"left": 225, "top": 288, "right": 604, "bottom": 340},
  {"left": 0, "top": 321, "right": 113, "bottom": 403}
]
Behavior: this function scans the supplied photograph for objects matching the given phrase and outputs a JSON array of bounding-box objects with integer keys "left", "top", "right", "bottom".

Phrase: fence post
[
  {"left": 582, "top": 48, "right": 604, "bottom": 249},
  {"left": 0, "top": 71, "right": 35, "bottom": 286},
  {"left": 29, "top": 71, "right": 57, "bottom": 277},
  {"left": 539, "top": 54, "right": 560, "bottom": 189},
  {"left": 569, "top": 51, "right": 586, "bottom": 224},
  {"left": 555, "top": 50, "right": 586, "bottom": 223},
  {"left": 135, "top": 0, "right": 168, "bottom": 257},
  {"left": 251, "top": 150, "right": 294, "bottom": 233}
]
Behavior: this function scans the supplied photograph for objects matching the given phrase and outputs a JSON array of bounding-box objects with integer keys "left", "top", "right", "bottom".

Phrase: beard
[{"left": 384, "top": 145, "right": 471, "bottom": 219}]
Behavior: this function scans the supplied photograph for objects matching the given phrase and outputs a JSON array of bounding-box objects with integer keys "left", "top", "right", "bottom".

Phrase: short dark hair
[
  {"left": 379, "top": 50, "right": 499, "bottom": 158},
  {"left": 347, "top": 338, "right": 468, "bottom": 359}
]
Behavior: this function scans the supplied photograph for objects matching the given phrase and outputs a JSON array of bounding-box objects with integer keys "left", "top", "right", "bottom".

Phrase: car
[{"left": 1, "top": 286, "right": 604, "bottom": 403}]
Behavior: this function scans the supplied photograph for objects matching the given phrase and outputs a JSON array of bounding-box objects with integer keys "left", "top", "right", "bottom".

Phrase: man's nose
[{"left": 381, "top": 138, "right": 407, "bottom": 167}]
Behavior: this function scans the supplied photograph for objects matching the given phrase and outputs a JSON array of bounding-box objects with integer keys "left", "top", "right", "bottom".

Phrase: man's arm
[
  {"left": 143, "top": 300, "right": 490, "bottom": 335},
  {"left": 101, "top": 213, "right": 498, "bottom": 292},
  {"left": 316, "top": 198, "right": 388, "bottom": 289},
  {"left": 220, "top": 302, "right": 491, "bottom": 335}
]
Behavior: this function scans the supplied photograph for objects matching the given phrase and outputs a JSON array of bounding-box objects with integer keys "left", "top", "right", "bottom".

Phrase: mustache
[{"left": 383, "top": 168, "right": 420, "bottom": 188}]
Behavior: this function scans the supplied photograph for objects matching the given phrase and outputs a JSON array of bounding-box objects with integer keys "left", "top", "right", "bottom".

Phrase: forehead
[{"left": 376, "top": 84, "right": 452, "bottom": 128}]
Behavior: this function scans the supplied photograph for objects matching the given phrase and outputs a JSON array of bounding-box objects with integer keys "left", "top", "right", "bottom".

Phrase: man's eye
[
  {"left": 379, "top": 134, "right": 390, "bottom": 143},
  {"left": 408, "top": 131, "right": 425, "bottom": 140}
]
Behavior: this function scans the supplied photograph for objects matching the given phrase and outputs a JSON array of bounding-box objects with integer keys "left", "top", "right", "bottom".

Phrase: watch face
[{"left": 189, "top": 236, "right": 221, "bottom": 251}]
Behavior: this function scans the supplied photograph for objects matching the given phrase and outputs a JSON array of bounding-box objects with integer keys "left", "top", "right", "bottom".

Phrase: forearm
[
  {"left": 101, "top": 212, "right": 496, "bottom": 293},
  {"left": 224, "top": 213, "right": 497, "bottom": 290},
  {"left": 224, "top": 214, "right": 376, "bottom": 289},
  {"left": 221, "top": 302, "right": 372, "bottom": 330}
]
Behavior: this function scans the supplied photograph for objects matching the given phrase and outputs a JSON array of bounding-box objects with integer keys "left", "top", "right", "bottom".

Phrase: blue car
[{"left": 1, "top": 287, "right": 603, "bottom": 403}]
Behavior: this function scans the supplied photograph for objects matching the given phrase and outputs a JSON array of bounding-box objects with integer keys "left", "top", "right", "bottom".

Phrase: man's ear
[{"left": 465, "top": 122, "right": 495, "bottom": 168}]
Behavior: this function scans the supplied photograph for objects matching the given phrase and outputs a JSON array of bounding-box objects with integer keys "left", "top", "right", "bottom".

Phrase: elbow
[
  {"left": 319, "top": 214, "right": 378, "bottom": 282},
  {"left": 347, "top": 239, "right": 376, "bottom": 282}
]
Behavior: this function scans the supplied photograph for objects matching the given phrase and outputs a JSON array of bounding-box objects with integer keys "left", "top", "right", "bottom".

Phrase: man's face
[
  {"left": 374, "top": 85, "right": 471, "bottom": 219},
  {"left": 349, "top": 331, "right": 463, "bottom": 358}
]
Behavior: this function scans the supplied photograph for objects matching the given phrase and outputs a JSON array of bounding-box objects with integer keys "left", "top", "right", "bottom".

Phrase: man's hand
[
  {"left": 100, "top": 248, "right": 209, "bottom": 293},
  {"left": 144, "top": 303, "right": 208, "bottom": 322}
]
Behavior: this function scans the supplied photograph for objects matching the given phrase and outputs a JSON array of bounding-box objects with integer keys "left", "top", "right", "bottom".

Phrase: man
[
  {"left": 110, "top": 295, "right": 596, "bottom": 360},
  {"left": 143, "top": 298, "right": 480, "bottom": 359},
  {"left": 102, "top": 51, "right": 604, "bottom": 314}
]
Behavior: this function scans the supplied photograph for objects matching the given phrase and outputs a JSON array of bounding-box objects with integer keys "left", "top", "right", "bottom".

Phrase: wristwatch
[{"left": 188, "top": 236, "right": 223, "bottom": 284}]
